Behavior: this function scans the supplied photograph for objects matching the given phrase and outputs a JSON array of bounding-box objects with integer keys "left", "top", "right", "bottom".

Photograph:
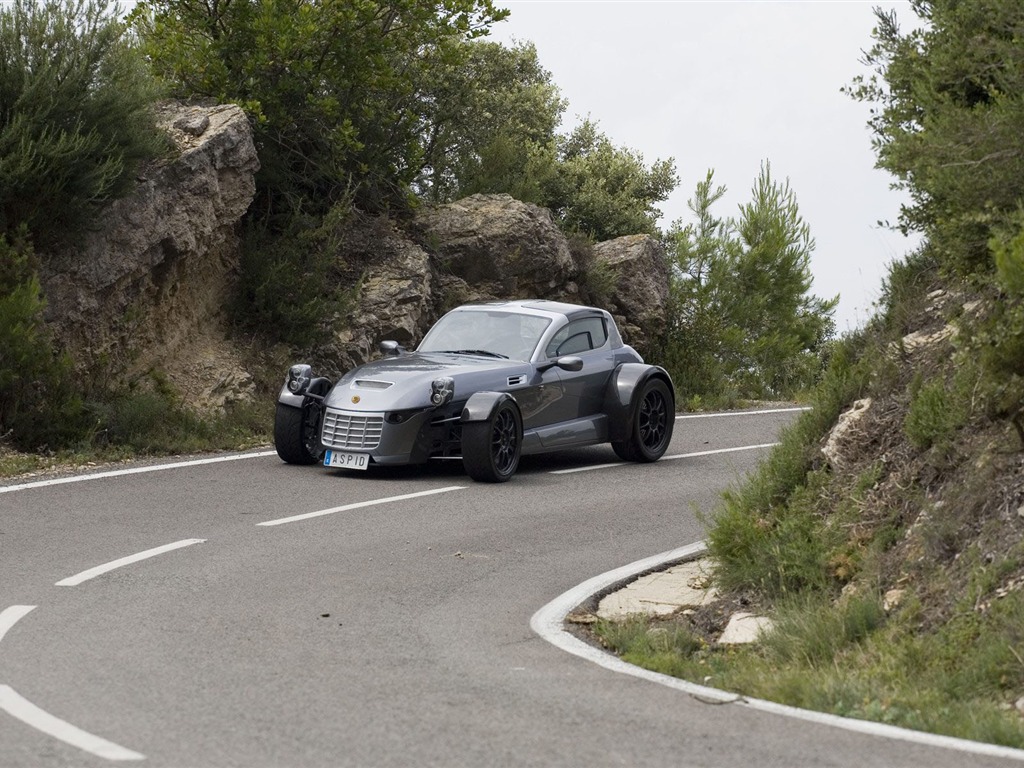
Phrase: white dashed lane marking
[
  {"left": 257, "top": 486, "right": 467, "bottom": 526},
  {"left": 0, "top": 685, "right": 144, "bottom": 761},
  {"left": 550, "top": 442, "right": 779, "bottom": 475},
  {"left": 55, "top": 539, "right": 206, "bottom": 587}
]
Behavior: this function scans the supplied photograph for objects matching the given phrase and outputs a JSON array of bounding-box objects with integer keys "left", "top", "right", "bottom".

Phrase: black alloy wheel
[
  {"left": 274, "top": 401, "right": 323, "bottom": 465},
  {"left": 612, "top": 378, "right": 674, "bottom": 463},
  {"left": 462, "top": 399, "right": 522, "bottom": 482},
  {"left": 638, "top": 384, "right": 670, "bottom": 453}
]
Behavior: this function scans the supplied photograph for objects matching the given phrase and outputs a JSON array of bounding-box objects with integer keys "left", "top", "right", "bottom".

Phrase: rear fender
[
  {"left": 461, "top": 392, "right": 519, "bottom": 423},
  {"left": 605, "top": 364, "right": 675, "bottom": 442}
]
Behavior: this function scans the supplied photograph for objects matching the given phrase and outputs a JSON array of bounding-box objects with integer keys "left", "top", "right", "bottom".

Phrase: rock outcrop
[
  {"left": 411, "top": 193, "right": 579, "bottom": 300},
  {"left": 328, "top": 220, "right": 436, "bottom": 375},
  {"left": 591, "top": 234, "right": 669, "bottom": 354},
  {"left": 321, "top": 196, "right": 670, "bottom": 375},
  {"left": 821, "top": 397, "right": 874, "bottom": 470},
  {"left": 39, "top": 101, "right": 260, "bottom": 409}
]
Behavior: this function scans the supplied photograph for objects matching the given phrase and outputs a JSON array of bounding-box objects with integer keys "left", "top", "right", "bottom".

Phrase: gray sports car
[{"left": 274, "top": 299, "right": 674, "bottom": 482}]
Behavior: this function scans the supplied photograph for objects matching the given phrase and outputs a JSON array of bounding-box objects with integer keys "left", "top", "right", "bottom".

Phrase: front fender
[
  {"left": 277, "top": 376, "right": 332, "bottom": 408},
  {"left": 605, "top": 364, "right": 675, "bottom": 442},
  {"left": 461, "top": 391, "right": 519, "bottom": 423}
]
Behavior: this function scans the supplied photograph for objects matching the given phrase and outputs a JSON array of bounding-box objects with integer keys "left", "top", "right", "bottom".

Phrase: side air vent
[{"left": 507, "top": 375, "right": 526, "bottom": 387}]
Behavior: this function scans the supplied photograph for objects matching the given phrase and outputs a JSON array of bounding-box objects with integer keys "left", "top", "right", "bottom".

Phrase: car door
[
  {"left": 543, "top": 315, "right": 616, "bottom": 420},
  {"left": 510, "top": 364, "right": 565, "bottom": 431}
]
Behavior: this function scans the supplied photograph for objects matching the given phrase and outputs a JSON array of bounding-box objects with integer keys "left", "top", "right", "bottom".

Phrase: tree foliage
[
  {"left": 544, "top": 120, "right": 678, "bottom": 241},
  {"left": 0, "top": 229, "right": 85, "bottom": 450},
  {"left": 133, "top": 0, "right": 678, "bottom": 240},
  {"left": 664, "top": 166, "right": 836, "bottom": 402},
  {"left": 133, "top": 0, "right": 509, "bottom": 216},
  {"left": 847, "top": 0, "right": 1024, "bottom": 275},
  {"left": 417, "top": 39, "right": 565, "bottom": 203},
  {"left": 0, "top": 0, "right": 164, "bottom": 245}
]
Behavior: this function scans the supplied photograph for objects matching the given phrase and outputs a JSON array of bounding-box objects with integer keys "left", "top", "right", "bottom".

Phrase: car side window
[{"left": 546, "top": 317, "right": 608, "bottom": 358}]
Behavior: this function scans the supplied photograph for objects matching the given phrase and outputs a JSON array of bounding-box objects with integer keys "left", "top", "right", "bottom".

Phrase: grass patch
[
  {"left": 0, "top": 390, "right": 272, "bottom": 480},
  {"left": 595, "top": 589, "right": 1024, "bottom": 748},
  {"left": 705, "top": 331, "right": 877, "bottom": 597}
]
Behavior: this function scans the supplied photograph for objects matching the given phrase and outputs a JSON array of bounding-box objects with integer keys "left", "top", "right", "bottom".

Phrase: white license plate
[{"left": 324, "top": 450, "right": 370, "bottom": 471}]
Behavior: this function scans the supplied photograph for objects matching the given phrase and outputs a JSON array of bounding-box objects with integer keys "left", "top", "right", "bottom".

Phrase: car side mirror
[
  {"left": 539, "top": 356, "right": 583, "bottom": 372},
  {"left": 379, "top": 340, "right": 405, "bottom": 357}
]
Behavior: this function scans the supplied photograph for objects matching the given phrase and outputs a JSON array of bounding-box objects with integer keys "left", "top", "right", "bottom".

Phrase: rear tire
[
  {"left": 612, "top": 378, "right": 674, "bottom": 462},
  {"left": 462, "top": 400, "right": 522, "bottom": 483},
  {"left": 274, "top": 401, "right": 322, "bottom": 465}
]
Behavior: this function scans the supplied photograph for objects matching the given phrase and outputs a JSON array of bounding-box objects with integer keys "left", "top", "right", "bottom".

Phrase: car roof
[{"left": 453, "top": 299, "right": 603, "bottom": 320}]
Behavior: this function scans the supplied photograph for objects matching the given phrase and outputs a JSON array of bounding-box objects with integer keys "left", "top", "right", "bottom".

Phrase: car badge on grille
[{"left": 351, "top": 395, "right": 361, "bottom": 404}]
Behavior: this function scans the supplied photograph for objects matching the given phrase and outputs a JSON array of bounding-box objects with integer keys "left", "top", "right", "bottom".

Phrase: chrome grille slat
[{"left": 322, "top": 409, "right": 384, "bottom": 450}]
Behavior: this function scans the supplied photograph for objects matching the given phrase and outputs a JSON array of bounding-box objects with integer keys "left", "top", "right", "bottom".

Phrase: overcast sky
[{"left": 489, "top": 0, "right": 921, "bottom": 333}]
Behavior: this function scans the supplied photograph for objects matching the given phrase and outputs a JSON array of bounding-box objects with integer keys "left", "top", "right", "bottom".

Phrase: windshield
[{"left": 418, "top": 310, "right": 551, "bottom": 361}]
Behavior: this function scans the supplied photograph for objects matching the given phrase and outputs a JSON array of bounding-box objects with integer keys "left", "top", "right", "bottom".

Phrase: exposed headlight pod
[
  {"left": 286, "top": 364, "right": 312, "bottom": 395},
  {"left": 430, "top": 377, "right": 455, "bottom": 406}
]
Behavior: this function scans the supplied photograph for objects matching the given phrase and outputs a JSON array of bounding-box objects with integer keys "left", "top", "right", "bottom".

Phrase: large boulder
[
  {"left": 591, "top": 234, "right": 669, "bottom": 355},
  {"left": 411, "top": 193, "right": 578, "bottom": 300},
  {"left": 324, "top": 199, "right": 671, "bottom": 376},
  {"left": 38, "top": 101, "right": 259, "bottom": 405},
  {"left": 328, "top": 223, "right": 435, "bottom": 375}
]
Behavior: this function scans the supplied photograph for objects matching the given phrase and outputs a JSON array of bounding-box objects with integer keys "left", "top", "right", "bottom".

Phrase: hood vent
[{"left": 354, "top": 379, "right": 393, "bottom": 390}]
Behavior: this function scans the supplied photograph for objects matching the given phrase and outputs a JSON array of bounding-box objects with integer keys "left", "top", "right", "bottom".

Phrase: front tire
[
  {"left": 612, "top": 378, "right": 674, "bottom": 462},
  {"left": 462, "top": 400, "right": 522, "bottom": 483},
  {"left": 274, "top": 401, "right": 322, "bottom": 465}
]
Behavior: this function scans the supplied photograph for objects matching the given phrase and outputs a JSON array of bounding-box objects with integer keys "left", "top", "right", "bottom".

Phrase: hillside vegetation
[{"left": 597, "top": 0, "right": 1024, "bottom": 748}]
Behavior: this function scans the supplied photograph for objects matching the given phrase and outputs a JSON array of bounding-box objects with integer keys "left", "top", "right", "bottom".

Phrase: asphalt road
[{"left": 1, "top": 409, "right": 1020, "bottom": 767}]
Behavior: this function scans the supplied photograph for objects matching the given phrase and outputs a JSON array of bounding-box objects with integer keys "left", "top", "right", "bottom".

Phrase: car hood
[{"left": 324, "top": 352, "right": 533, "bottom": 412}]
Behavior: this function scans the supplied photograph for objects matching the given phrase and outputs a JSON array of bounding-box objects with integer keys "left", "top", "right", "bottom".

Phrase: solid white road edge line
[
  {"left": 0, "top": 450, "right": 278, "bottom": 495},
  {"left": 550, "top": 442, "right": 780, "bottom": 475},
  {"left": 676, "top": 407, "right": 812, "bottom": 419},
  {"left": 529, "top": 542, "right": 1024, "bottom": 763},
  {"left": 0, "top": 605, "right": 36, "bottom": 645},
  {"left": 257, "top": 486, "right": 467, "bottom": 526},
  {"left": 662, "top": 443, "right": 780, "bottom": 461},
  {"left": 0, "top": 685, "right": 144, "bottom": 761},
  {"left": 56, "top": 539, "right": 206, "bottom": 587}
]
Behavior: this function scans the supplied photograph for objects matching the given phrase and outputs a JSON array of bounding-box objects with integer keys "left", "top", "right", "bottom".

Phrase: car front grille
[{"left": 321, "top": 409, "right": 384, "bottom": 450}]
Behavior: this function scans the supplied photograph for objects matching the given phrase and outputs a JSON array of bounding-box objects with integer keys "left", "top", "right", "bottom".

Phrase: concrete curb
[{"left": 530, "top": 542, "right": 1024, "bottom": 763}]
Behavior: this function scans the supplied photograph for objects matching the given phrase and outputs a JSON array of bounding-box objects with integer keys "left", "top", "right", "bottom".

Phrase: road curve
[{"left": 1, "top": 408, "right": 1019, "bottom": 767}]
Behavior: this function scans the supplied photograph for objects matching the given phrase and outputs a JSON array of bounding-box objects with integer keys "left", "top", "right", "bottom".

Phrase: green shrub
[
  {"left": 873, "top": 247, "right": 942, "bottom": 336},
  {"left": 0, "top": 0, "right": 164, "bottom": 246},
  {"left": 904, "top": 376, "right": 964, "bottom": 451},
  {"left": 84, "top": 386, "right": 270, "bottom": 455},
  {"left": 992, "top": 212, "right": 1024, "bottom": 298},
  {"left": 0, "top": 230, "right": 88, "bottom": 449},
  {"left": 706, "top": 331, "right": 874, "bottom": 597},
  {"left": 233, "top": 207, "right": 352, "bottom": 348}
]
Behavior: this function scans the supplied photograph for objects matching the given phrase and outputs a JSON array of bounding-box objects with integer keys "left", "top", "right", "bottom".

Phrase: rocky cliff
[
  {"left": 39, "top": 101, "right": 261, "bottom": 410},
  {"left": 39, "top": 103, "right": 670, "bottom": 412}
]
